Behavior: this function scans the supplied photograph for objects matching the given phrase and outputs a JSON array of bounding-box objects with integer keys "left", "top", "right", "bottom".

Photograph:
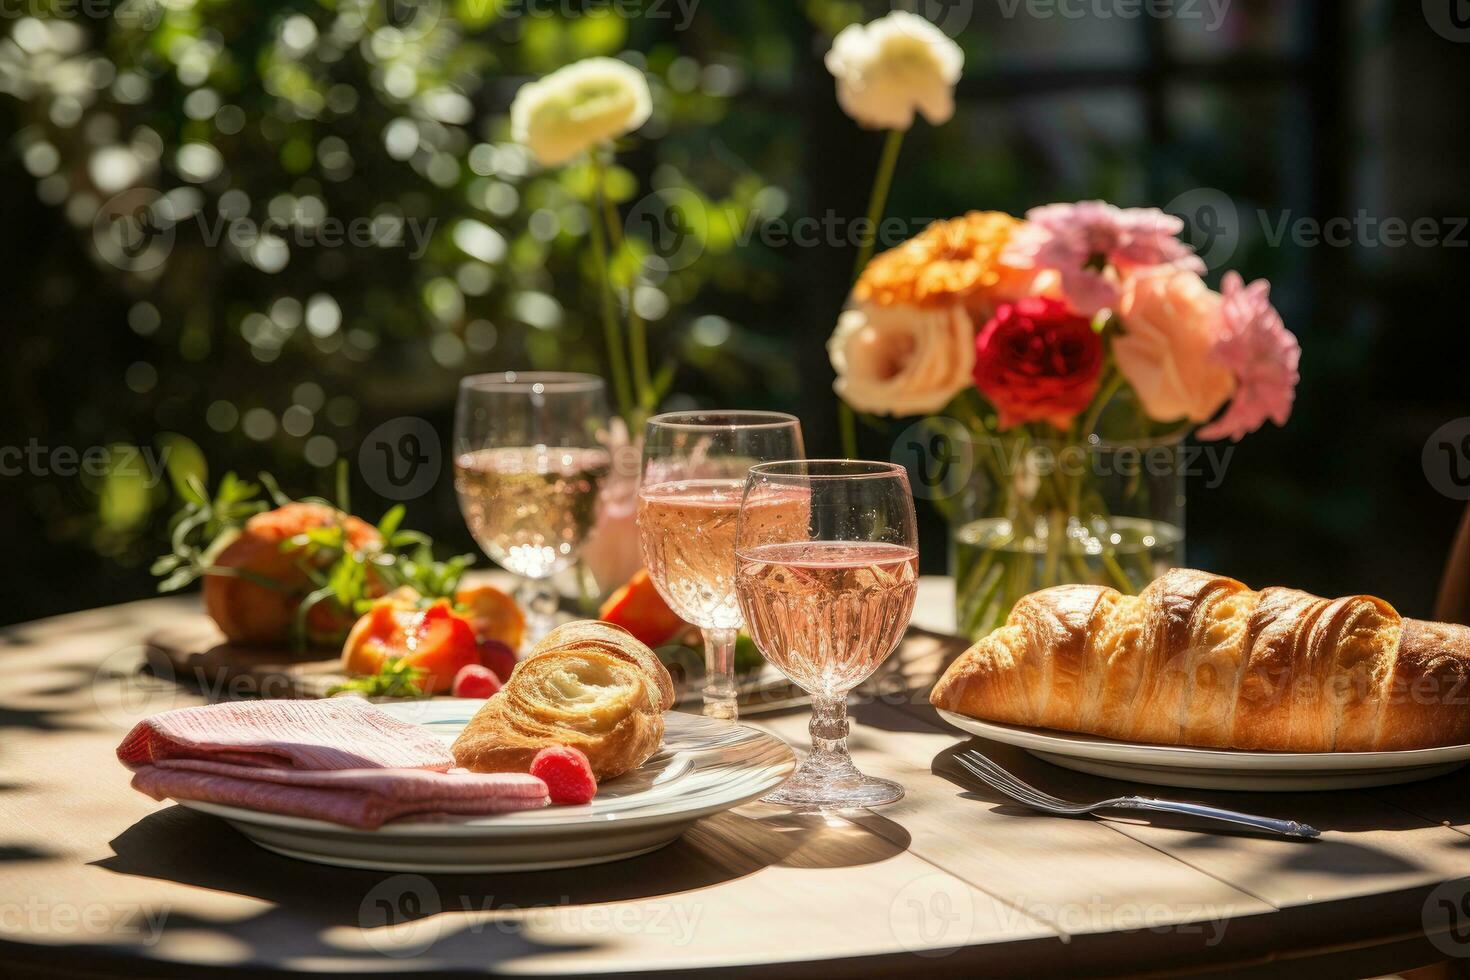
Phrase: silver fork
[{"left": 955, "top": 750, "right": 1319, "bottom": 840}]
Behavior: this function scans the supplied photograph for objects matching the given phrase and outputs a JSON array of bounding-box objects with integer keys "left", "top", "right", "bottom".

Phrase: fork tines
[{"left": 955, "top": 750, "right": 1066, "bottom": 810}]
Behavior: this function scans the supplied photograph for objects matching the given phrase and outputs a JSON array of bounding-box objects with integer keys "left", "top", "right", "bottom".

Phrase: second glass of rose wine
[
  {"left": 735, "top": 460, "right": 918, "bottom": 808},
  {"left": 637, "top": 411, "right": 805, "bottom": 721}
]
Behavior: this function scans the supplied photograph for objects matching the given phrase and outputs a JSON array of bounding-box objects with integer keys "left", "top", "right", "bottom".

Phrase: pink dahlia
[
  {"left": 1002, "top": 201, "right": 1205, "bottom": 317},
  {"left": 1197, "top": 272, "right": 1300, "bottom": 441}
]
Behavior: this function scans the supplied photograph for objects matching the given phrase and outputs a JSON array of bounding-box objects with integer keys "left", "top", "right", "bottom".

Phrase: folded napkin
[{"left": 118, "top": 699, "right": 548, "bottom": 829}]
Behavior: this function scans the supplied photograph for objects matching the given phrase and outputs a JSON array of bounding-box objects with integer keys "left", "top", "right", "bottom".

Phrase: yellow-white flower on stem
[
  {"left": 824, "top": 11, "right": 964, "bottom": 131},
  {"left": 510, "top": 57, "right": 652, "bottom": 167},
  {"left": 828, "top": 301, "right": 976, "bottom": 417}
]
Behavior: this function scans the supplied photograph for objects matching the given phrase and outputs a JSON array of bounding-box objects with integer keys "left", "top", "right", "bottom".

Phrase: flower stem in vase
[
  {"left": 596, "top": 163, "right": 652, "bottom": 412},
  {"left": 838, "top": 128, "right": 907, "bottom": 460},
  {"left": 587, "top": 150, "right": 635, "bottom": 420}
]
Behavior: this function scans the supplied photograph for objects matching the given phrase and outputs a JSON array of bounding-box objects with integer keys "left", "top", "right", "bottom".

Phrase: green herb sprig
[{"left": 327, "top": 657, "right": 428, "bottom": 699}]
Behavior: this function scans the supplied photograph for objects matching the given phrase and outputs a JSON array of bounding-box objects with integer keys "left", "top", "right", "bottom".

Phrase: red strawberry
[
  {"left": 478, "top": 639, "right": 519, "bottom": 684},
  {"left": 530, "top": 746, "right": 598, "bottom": 805},
  {"left": 451, "top": 663, "right": 502, "bottom": 699}
]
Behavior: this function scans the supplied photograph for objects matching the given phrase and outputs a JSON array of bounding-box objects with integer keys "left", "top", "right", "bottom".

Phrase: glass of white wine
[
  {"left": 454, "top": 372, "right": 611, "bottom": 644},
  {"left": 637, "top": 411, "right": 805, "bottom": 720}
]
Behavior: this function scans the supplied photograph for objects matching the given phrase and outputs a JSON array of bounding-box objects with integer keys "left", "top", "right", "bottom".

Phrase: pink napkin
[{"left": 118, "top": 699, "right": 548, "bottom": 829}]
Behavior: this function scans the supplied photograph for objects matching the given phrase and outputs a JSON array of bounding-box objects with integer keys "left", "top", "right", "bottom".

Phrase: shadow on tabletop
[
  {"left": 96, "top": 794, "right": 909, "bottom": 910},
  {"left": 927, "top": 737, "right": 1453, "bottom": 880}
]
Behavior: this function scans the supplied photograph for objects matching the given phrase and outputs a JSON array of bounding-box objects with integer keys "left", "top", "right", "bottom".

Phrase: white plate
[
  {"left": 181, "top": 701, "right": 795, "bottom": 871},
  {"left": 935, "top": 710, "right": 1470, "bottom": 791}
]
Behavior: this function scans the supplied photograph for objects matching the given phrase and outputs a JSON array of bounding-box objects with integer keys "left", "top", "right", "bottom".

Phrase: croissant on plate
[
  {"left": 452, "top": 620, "right": 674, "bottom": 780},
  {"left": 930, "top": 568, "right": 1470, "bottom": 752}
]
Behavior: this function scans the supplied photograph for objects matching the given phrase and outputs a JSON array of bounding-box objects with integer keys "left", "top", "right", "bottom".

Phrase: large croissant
[
  {"left": 452, "top": 621, "right": 674, "bottom": 780},
  {"left": 931, "top": 568, "right": 1470, "bottom": 752}
]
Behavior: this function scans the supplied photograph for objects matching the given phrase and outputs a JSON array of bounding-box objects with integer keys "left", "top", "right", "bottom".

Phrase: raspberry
[
  {"left": 530, "top": 746, "right": 598, "bottom": 805},
  {"left": 477, "top": 639, "right": 519, "bottom": 684},
  {"left": 451, "top": 663, "right": 502, "bottom": 699}
]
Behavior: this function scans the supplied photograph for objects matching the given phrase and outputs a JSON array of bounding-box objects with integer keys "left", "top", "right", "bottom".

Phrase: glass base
[{"left": 762, "top": 755, "right": 903, "bottom": 809}]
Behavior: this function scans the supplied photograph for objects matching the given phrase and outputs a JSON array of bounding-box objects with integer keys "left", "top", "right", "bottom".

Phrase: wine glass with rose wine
[
  {"left": 454, "top": 372, "right": 611, "bottom": 645},
  {"left": 637, "top": 412, "right": 805, "bottom": 720},
  {"left": 735, "top": 460, "right": 919, "bottom": 807}
]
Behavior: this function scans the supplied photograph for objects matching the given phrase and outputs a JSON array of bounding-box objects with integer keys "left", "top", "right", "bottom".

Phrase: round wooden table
[{"left": 3, "top": 581, "right": 1468, "bottom": 977}]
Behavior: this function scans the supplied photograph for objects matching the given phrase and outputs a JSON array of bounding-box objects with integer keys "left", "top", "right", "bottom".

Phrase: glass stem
[
  {"left": 517, "top": 575, "right": 558, "bottom": 647},
  {"left": 701, "top": 627, "right": 739, "bottom": 721},
  {"left": 807, "top": 693, "right": 851, "bottom": 769}
]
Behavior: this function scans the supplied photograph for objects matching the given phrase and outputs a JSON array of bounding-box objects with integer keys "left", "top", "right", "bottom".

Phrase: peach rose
[
  {"left": 828, "top": 301, "right": 975, "bottom": 416},
  {"left": 1113, "top": 268, "right": 1234, "bottom": 424}
]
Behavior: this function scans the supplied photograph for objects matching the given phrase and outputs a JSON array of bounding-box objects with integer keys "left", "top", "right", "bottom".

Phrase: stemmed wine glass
[
  {"left": 637, "top": 412, "right": 805, "bottom": 721},
  {"left": 454, "top": 372, "right": 611, "bottom": 645},
  {"left": 735, "top": 460, "right": 918, "bottom": 808}
]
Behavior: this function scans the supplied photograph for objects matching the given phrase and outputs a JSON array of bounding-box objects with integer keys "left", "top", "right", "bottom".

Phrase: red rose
[{"left": 973, "top": 297, "right": 1102, "bottom": 431}]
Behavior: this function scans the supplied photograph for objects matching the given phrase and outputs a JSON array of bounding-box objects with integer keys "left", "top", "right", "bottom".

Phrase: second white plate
[{"left": 935, "top": 710, "right": 1470, "bottom": 790}]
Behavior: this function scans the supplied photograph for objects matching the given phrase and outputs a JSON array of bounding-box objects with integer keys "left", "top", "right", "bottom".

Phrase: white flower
[
  {"left": 828, "top": 301, "right": 975, "bottom": 417},
  {"left": 824, "top": 11, "right": 964, "bottom": 131},
  {"left": 510, "top": 57, "right": 652, "bottom": 167}
]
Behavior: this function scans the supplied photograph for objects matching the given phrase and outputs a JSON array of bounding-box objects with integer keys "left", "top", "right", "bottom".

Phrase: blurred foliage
[{"left": 2, "top": 0, "right": 824, "bottom": 567}]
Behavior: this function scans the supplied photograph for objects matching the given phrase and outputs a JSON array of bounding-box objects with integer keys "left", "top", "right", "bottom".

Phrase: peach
[
  {"left": 597, "top": 568, "right": 685, "bottom": 648},
  {"left": 456, "top": 584, "right": 526, "bottom": 651},
  {"left": 203, "top": 502, "right": 381, "bottom": 648}
]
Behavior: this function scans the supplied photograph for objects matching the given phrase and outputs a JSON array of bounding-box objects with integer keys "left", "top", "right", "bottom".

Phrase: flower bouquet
[{"left": 829, "top": 202, "right": 1302, "bottom": 639}]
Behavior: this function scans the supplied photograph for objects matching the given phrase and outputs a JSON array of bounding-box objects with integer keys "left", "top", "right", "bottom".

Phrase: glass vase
[{"left": 950, "top": 430, "right": 1186, "bottom": 640}]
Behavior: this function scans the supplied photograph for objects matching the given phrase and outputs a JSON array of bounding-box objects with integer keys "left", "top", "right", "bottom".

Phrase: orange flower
[{"left": 855, "top": 211, "right": 1037, "bottom": 316}]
